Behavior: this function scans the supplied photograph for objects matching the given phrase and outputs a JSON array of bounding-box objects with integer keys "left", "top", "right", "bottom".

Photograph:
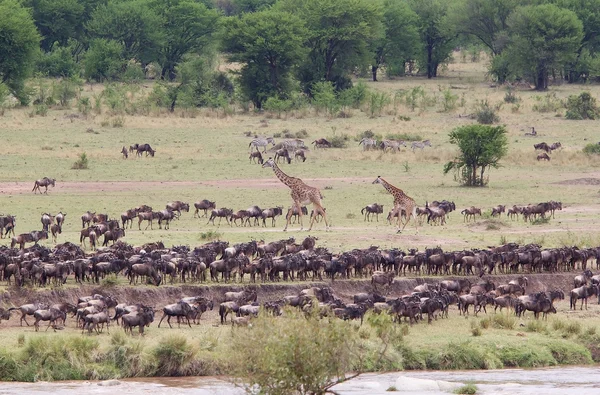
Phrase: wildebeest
[
  {"left": 41, "top": 213, "right": 54, "bottom": 232},
  {"left": 534, "top": 142, "right": 551, "bottom": 153},
  {"left": 537, "top": 153, "right": 550, "bottom": 161},
  {"left": 0, "top": 215, "right": 16, "bottom": 238},
  {"left": 207, "top": 208, "right": 233, "bottom": 226},
  {"left": 122, "top": 306, "right": 155, "bottom": 335},
  {"left": 570, "top": 284, "right": 599, "bottom": 310},
  {"left": 55, "top": 211, "right": 66, "bottom": 228},
  {"left": 50, "top": 223, "right": 62, "bottom": 243},
  {"left": 362, "top": 203, "right": 384, "bottom": 222},
  {"left": 166, "top": 201, "right": 190, "bottom": 217},
  {"left": 371, "top": 271, "right": 395, "bottom": 290},
  {"left": 33, "top": 308, "right": 66, "bottom": 331},
  {"left": 136, "top": 143, "right": 155, "bottom": 157},
  {"left": 121, "top": 146, "right": 128, "bottom": 159},
  {"left": 128, "top": 263, "right": 162, "bottom": 286},
  {"left": 11, "top": 230, "right": 48, "bottom": 249},
  {"left": 249, "top": 151, "right": 264, "bottom": 164},
  {"left": 219, "top": 301, "right": 239, "bottom": 324},
  {"left": 9, "top": 303, "right": 48, "bottom": 326},
  {"left": 102, "top": 228, "right": 125, "bottom": 246},
  {"left": 312, "top": 138, "right": 331, "bottom": 148},
  {"left": 81, "top": 211, "right": 95, "bottom": 228},
  {"left": 194, "top": 200, "right": 216, "bottom": 218},
  {"left": 32, "top": 177, "right": 56, "bottom": 194},
  {"left": 158, "top": 301, "right": 193, "bottom": 328},
  {"left": 261, "top": 207, "right": 283, "bottom": 227},
  {"left": 138, "top": 211, "right": 161, "bottom": 230}
]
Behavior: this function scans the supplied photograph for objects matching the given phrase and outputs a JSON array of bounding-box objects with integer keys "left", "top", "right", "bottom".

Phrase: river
[{"left": 0, "top": 366, "right": 598, "bottom": 394}]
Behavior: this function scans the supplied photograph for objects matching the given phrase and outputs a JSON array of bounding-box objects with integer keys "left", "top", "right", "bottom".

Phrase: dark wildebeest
[
  {"left": 534, "top": 142, "right": 551, "bottom": 153},
  {"left": 9, "top": 303, "right": 48, "bottom": 326},
  {"left": 570, "top": 284, "right": 600, "bottom": 310},
  {"left": 312, "top": 138, "right": 331, "bottom": 148},
  {"left": 0, "top": 215, "right": 16, "bottom": 238},
  {"left": 219, "top": 301, "right": 239, "bottom": 324},
  {"left": 362, "top": 203, "right": 384, "bottom": 222},
  {"left": 103, "top": 228, "right": 125, "bottom": 246},
  {"left": 194, "top": 200, "right": 216, "bottom": 218},
  {"left": 294, "top": 150, "right": 307, "bottom": 162},
  {"left": 207, "top": 208, "right": 233, "bottom": 226},
  {"left": 261, "top": 207, "right": 283, "bottom": 227},
  {"left": 34, "top": 308, "right": 67, "bottom": 331},
  {"left": 121, "top": 146, "right": 128, "bottom": 159},
  {"left": 250, "top": 151, "right": 264, "bottom": 164},
  {"left": 11, "top": 230, "right": 48, "bottom": 249},
  {"left": 129, "top": 144, "right": 139, "bottom": 153},
  {"left": 41, "top": 213, "right": 54, "bottom": 232},
  {"left": 274, "top": 148, "right": 291, "bottom": 164},
  {"left": 50, "top": 223, "right": 62, "bottom": 242},
  {"left": 138, "top": 211, "right": 161, "bottom": 230},
  {"left": 157, "top": 301, "right": 193, "bottom": 328},
  {"left": 32, "top": 177, "right": 56, "bottom": 194},
  {"left": 136, "top": 143, "right": 155, "bottom": 157},
  {"left": 166, "top": 201, "right": 190, "bottom": 218},
  {"left": 81, "top": 211, "right": 95, "bottom": 228},
  {"left": 55, "top": 211, "right": 66, "bottom": 228},
  {"left": 121, "top": 208, "right": 139, "bottom": 228},
  {"left": 122, "top": 306, "right": 155, "bottom": 335}
]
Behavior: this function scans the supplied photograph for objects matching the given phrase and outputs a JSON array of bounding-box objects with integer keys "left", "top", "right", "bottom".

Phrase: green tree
[
  {"left": 26, "top": 0, "right": 85, "bottom": 52},
  {"left": 0, "top": 0, "right": 41, "bottom": 104},
  {"left": 150, "top": 0, "right": 221, "bottom": 80},
  {"left": 411, "top": 0, "right": 457, "bottom": 78},
  {"left": 222, "top": 9, "right": 307, "bottom": 108},
  {"left": 505, "top": 4, "right": 583, "bottom": 90},
  {"left": 83, "top": 39, "right": 125, "bottom": 81},
  {"left": 230, "top": 0, "right": 276, "bottom": 14},
  {"left": 444, "top": 124, "right": 508, "bottom": 187},
  {"left": 278, "top": 0, "right": 383, "bottom": 92},
  {"left": 371, "top": 0, "right": 420, "bottom": 81},
  {"left": 87, "top": 0, "right": 164, "bottom": 66}
]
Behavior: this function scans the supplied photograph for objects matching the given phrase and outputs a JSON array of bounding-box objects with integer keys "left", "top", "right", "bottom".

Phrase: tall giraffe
[
  {"left": 262, "top": 158, "right": 329, "bottom": 231},
  {"left": 372, "top": 176, "right": 418, "bottom": 233}
]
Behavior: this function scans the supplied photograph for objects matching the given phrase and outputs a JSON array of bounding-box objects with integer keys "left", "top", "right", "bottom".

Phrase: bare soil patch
[{"left": 554, "top": 178, "right": 600, "bottom": 186}]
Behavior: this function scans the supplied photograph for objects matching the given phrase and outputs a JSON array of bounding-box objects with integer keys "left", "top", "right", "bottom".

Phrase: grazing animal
[
  {"left": 41, "top": 213, "right": 54, "bottom": 232},
  {"left": 361, "top": 203, "right": 384, "bottom": 222},
  {"left": 525, "top": 127, "right": 537, "bottom": 136},
  {"left": 358, "top": 137, "right": 377, "bottom": 151},
  {"left": 34, "top": 308, "right": 66, "bottom": 332},
  {"left": 461, "top": 207, "right": 482, "bottom": 222},
  {"left": 249, "top": 151, "right": 264, "bottom": 164},
  {"left": 81, "top": 211, "right": 95, "bottom": 228},
  {"left": 274, "top": 148, "right": 292, "bottom": 164},
  {"left": 194, "top": 200, "right": 216, "bottom": 218},
  {"left": 534, "top": 142, "right": 551, "bottom": 153},
  {"left": 11, "top": 230, "right": 48, "bottom": 249},
  {"left": 312, "top": 138, "right": 331, "bottom": 148},
  {"left": 491, "top": 205, "right": 505, "bottom": 217},
  {"left": 55, "top": 212, "right": 66, "bottom": 228},
  {"left": 262, "top": 158, "right": 329, "bottom": 231},
  {"left": 294, "top": 149, "right": 307, "bottom": 162},
  {"left": 121, "top": 146, "right": 128, "bottom": 159},
  {"left": 207, "top": 208, "right": 234, "bottom": 226},
  {"left": 549, "top": 142, "right": 562, "bottom": 151},
  {"left": 411, "top": 140, "right": 432, "bottom": 151},
  {"left": 50, "top": 223, "right": 62, "bottom": 242},
  {"left": 537, "top": 153, "right": 550, "bottom": 161},
  {"left": 136, "top": 143, "right": 155, "bottom": 157},
  {"left": 32, "top": 177, "right": 56, "bottom": 194},
  {"left": 372, "top": 176, "right": 418, "bottom": 233}
]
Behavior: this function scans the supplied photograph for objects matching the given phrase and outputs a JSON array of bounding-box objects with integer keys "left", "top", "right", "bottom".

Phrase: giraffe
[
  {"left": 262, "top": 158, "right": 329, "bottom": 231},
  {"left": 372, "top": 176, "right": 418, "bottom": 233}
]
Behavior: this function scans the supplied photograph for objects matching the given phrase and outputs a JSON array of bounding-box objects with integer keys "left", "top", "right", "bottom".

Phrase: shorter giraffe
[
  {"left": 262, "top": 158, "right": 329, "bottom": 231},
  {"left": 372, "top": 176, "right": 418, "bottom": 233}
]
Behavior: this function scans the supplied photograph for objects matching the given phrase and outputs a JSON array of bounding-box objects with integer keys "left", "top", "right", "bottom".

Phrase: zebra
[
  {"left": 249, "top": 137, "right": 275, "bottom": 153},
  {"left": 380, "top": 140, "right": 406, "bottom": 153},
  {"left": 411, "top": 140, "right": 432, "bottom": 152},
  {"left": 358, "top": 137, "right": 377, "bottom": 151},
  {"left": 281, "top": 139, "right": 306, "bottom": 150}
]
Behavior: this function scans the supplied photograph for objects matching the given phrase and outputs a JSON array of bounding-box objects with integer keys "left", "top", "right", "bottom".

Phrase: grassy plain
[{"left": 1, "top": 54, "right": 600, "bottom": 252}]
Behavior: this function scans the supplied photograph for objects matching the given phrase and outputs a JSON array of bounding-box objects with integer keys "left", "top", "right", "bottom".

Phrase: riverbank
[{"left": 0, "top": 274, "right": 599, "bottom": 382}]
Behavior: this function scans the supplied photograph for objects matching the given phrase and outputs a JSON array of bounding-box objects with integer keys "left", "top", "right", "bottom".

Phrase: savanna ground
[{"left": 2, "top": 52, "right": 600, "bottom": 379}]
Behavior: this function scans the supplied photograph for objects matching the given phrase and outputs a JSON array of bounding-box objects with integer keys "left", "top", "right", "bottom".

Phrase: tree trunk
[
  {"left": 427, "top": 45, "right": 434, "bottom": 79},
  {"left": 535, "top": 67, "right": 547, "bottom": 91},
  {"left": 372, "top": 65, "right": 378, "bottom": 82}
]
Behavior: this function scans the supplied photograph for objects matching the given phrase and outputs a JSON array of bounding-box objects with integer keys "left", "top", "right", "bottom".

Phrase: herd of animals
[{"left": 2, "top": 233, "right": 600, "bottom": 334}]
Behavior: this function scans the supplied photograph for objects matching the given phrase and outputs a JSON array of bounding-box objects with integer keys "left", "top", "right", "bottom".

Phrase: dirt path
[{"left": 0, "top": 178, "right": 373, "bottom": 195}]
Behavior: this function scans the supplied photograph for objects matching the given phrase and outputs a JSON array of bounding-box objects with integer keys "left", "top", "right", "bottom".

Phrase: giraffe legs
[
  {"left": 284, "top": 201, "right": 301, "bottom": 231},
  {"left": 308, "top": 203, "right": 329, "bottom": 231}
]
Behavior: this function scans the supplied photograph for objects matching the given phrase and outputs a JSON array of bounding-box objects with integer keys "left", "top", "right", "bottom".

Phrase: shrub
[
  {"left": 440, "top": 87, "right": 458, "bottom": 112},
  {"left": 525, "top": 320, "right": 547, "bottom": 333},
  {"left": 385, "top": 132, "right": 422, "bottom": 141},
  {"left": 263, "top": 96, "right": 294, "bottom": 116},
  {"left": 295, "top": 129, "right": 309, "bottom": 138},
  {"left": 471, "top": 327, "right": 483, "bottom": 337},
  {"left": 200, "top": 230, "right": 222, "bottom": 241},
  {"left": 36, "top": 45, "right": 78, "bottom": 78},
  {"left": 565, "top": 92, "right": 600, "bottom": 120},
  {"left": 78, "top": 97, "right": 91, "bottom": 115},
  {"left": 492, "top": 314, "right": 516, "bottom": 330},
  {"left": 338, "top": 82, "right": 369, "bottom": 109},
  {"left": 312, "top": 81, "right": 339, "bottom": 115},
  {"left": 504, "top": 88, "right": 520, "bottom": 104},
  {"left": 583, "top": 143, "right": 600, "bottom": 155},
  {"left": 367, "top": 91, "right": 391, "bottom": 117},
  {"left": 474, "top": 99, "right": 500, "bottom": 124},
  {"left": 84, "top": 39, "right": 126, "bottom": 82},
  {"left": 454, "top": 383, "right": 478, "bottom": 395},
  {"left": 532, "top": 93, "right": 563, "bottom": 113},
  {"left": 35, "top": 104, "right": 48, "bottom": 116},
  {"left": 105, "top": 332, "right": 149, "bottom": 377},
  {"left": 72, "top": 152, "right": 89, "bottom": 170},
  {"left": 404, "top": 86, "right": 425, "bottom": 111},
  {"left": 327, "top": 134, "right": 350, "bottom": 148},
  {"left": 122, "top": 62, "right": 146, "bottom": 83},
  {"left": 152, "top": 335, "right": 197, "bottom": 376},
  {"left": 230, "top": 309, "right": 360, "bottom": 394},
  {"left": 355, "top": 129, "right": 383, "bottom": 142},
  {"left": 52, "top": 78, "right": 81, "bottom": 108}
]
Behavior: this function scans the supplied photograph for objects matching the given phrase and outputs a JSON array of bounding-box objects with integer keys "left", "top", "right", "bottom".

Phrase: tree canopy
[{"left": 444, "top": 125, "right": 508, "bottom": 187}]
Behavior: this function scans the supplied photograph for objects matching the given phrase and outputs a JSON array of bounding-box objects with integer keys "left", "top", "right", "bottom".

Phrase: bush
[
  {"left": 200, "top": 230, "right": 222, "bottom": 241},
  {"left": 355, "top": 129, "right": 383, "bottom": 142},
  {"left": 36, "top": 45, "right": 78, "bottom": 78},
  {"left": 454, "top": 383, "right": 478, "bottom": 395},
  {"left": 532, "top": 93, "right": 563, "bottom": 113},
  {"left": 263, "top": 96, "right": 294, "bottom": 116},
  {"left": 440, "top": 87, "right": 458, "bottom": 112},
  {"left": 367, "top": 91, "right": 391, "bottom": 117},
  {"left": 474, "top": 99, "right": 500, "bottom": 124},
  {"left": 491, "top": 314, "right": 517, "bottom": 330},
  {"left": 385, "top": 132, "right": 422, "bottom": 141},
  {"left": 52, "top": 78, "right": 81, "bottom": 108},
  {"left": 122, "top": 62, "right": 146, "bottom": 83},
  {"left": 338, "top": 82, "right": 369, "bottom": 109},
  {"left": 583, "top": 144, "right": 600, "bottom": 155},
  {"left": 230, "top": 309, "right": 359, "bottom": 394},
  {"left": 72, "top": 152, "right": 89, "bottom": 170},
  {"left": 152, "top": 335, "right": 197, "bottom": 376},
  {"left": 327, "top": 134, "right": 350, "bottom": 148},
  {"left": 404, "top": 86, "right": 425, "bottom": 111},
  {"left": 565, "top": 92, "right": 600, "bottom": 120},
  {"left": 84, "top": 39, "right": 126, "bottom": 82},
  {"left": 312, "top": 81, "right": 339, "bottom": 115},
  {"left": 504, "top": 88, "right": 520, "bottom": 104}
]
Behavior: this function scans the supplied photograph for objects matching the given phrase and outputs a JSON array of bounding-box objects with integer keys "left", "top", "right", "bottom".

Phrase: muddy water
[{"left": 0, "top": 366, "right": 599, "bottom": 394}]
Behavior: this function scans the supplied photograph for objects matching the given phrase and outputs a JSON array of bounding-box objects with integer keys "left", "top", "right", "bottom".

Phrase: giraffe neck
[
  {"left": 271, "top": 162, "right": 296, "bottom": 188},
  {"left": 380, "top": 178, "right": 403, "bottom": 197}
]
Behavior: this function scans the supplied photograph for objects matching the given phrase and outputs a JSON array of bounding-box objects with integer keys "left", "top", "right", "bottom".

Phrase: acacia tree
[
  {"left": 443, "top": 125, "right": 508, "bottom": 187},
  {"left": 222, "top": 9, "right": 307, "bottom": 108},
  {"left": 505, "top": 4, "right": 583, "bottom": 90},
  {"left": 0, "top": 0, "right": 40, "bottom": 104}
]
